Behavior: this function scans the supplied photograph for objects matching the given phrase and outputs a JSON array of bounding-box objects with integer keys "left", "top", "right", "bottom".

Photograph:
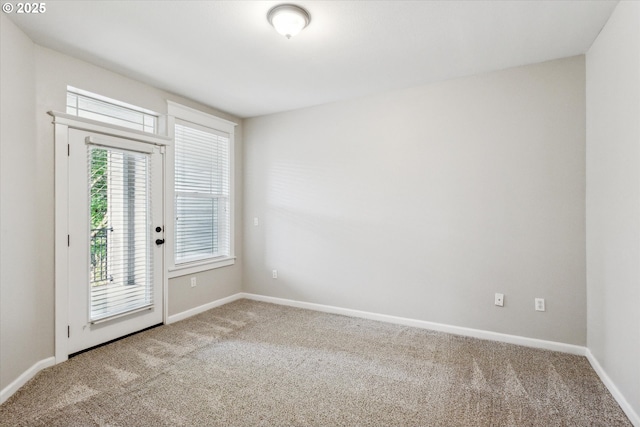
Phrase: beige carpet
[{"left": 0, "top": 299, "right": 632, "bottom": 426}]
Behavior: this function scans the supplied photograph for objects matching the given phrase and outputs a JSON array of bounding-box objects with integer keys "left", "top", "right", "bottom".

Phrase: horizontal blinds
[
  {"left": 175, "top": 123, "right": 230, "bottom": 264},
  {"left": 67, "top": 90, "right": 157, "bottom": 134},
  {"left": 89, "top": 146, "right": 153, "bottom": 321}
]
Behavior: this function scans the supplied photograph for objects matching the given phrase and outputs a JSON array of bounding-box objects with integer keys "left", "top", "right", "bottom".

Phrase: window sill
[{"left": 168, "top": 256, "right": 236, "bottom": 279}]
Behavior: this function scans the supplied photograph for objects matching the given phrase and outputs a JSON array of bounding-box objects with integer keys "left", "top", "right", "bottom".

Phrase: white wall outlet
[
  {"left": 272, "top": 269, "right": 278, "bottom": 279},
  {"left": 494, "top": 293, "right": 504, "bottom": 307},
  {"left": 190, "top": 277, "right": 197, "bottom": 288},
  {"left": 253, "top": 217, "right": 259, "bottom": 226},
  {"left": 535, "top": 298, "right": 545, "bottom": 311}
]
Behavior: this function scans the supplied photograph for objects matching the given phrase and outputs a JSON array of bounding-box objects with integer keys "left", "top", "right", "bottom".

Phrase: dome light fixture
[{"left": 267, "top": 4, "right": 311, "bottom": 39}]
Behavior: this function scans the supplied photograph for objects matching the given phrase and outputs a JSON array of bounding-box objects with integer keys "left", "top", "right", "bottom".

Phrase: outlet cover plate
[{"left": 495, "top": 293, "right": 504, "bottom": 307}]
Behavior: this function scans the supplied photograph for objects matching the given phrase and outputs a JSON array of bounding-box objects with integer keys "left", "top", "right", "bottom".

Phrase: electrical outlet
[
  {"left": 254, "top": 217, "right": 259, "bottom": 226},
  {"left": 272, "top": 269, "right": 278, "bottom": 279},
  {"left": 535, "top": 298, "right": 545, "bottom": 312},
  {"left": 494, "top": 293, "right": 504, "bottom": 307},
  {"left": 190, "top": 277, "right": 197, "bottom": 288}
]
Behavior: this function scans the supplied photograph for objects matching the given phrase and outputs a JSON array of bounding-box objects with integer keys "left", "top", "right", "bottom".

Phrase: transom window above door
[{"left": 66, "top": 86, "right": 158, "bottom": 134}]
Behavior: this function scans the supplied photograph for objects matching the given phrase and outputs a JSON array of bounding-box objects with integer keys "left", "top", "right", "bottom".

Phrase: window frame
[{"left": 166, "top": 101, "right": 237, "bottom": 278}]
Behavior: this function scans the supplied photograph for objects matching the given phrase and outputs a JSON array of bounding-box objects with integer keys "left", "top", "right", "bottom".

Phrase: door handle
[{"left": 155, "top": 239, "right": 165, "bottom": 245}]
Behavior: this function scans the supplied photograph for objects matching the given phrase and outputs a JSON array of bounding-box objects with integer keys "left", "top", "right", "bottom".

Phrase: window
[
  {"left": 66, "top": 86, "right": 158, "bottom": 133},
  {"left": 174, "top": 122, "right": 230, "bottom": 263},
  {"left": 168, "top": 102, "right": 236, "bottom": 275}
]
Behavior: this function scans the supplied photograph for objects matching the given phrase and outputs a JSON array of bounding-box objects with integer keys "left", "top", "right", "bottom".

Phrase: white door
[{"left": 67, "top": 129, "right": 164, "bottom": 354}]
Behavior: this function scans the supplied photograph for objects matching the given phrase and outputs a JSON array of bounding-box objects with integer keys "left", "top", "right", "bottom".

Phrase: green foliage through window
[{"left": 90, "top": 149, "right": 109, "bottom": 286}]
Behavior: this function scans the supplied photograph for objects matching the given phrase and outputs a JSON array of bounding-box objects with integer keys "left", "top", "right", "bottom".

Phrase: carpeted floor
[{"left": 0, "top": 299, "right": 632, "bottom": 426}]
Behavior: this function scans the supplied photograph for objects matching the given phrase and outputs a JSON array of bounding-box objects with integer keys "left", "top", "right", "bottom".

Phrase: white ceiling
[{"left": 8, "top": 0, "right": 617, "bottom": 118}]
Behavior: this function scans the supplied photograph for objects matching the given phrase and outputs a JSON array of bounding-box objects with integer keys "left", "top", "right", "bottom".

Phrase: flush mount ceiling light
[{"left": 267, "top": 4, "right": 311, "bottom": 39}]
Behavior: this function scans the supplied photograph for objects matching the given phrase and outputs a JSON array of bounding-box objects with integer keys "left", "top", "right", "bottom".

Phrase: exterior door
[{"left": 67, "top": 129, "right": 164, "bottom": 354}]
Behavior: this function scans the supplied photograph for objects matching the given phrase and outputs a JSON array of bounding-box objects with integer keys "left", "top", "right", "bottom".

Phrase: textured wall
[
  {"left": 586, "top": 0, "right": 640, "bottom": 420},
  {"left": 244, "top": 56, "right": 586, "bottom": 345},
  {"left": 0, "top": 15, "right": 46, "bottom": 391}
]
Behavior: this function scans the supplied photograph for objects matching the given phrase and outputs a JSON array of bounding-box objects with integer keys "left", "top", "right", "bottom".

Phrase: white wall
[
  {"left": 586, "top": 0, "right": 640, "bottom": 420},
  {"left": 244, "top": 56, "right": 586, "bottom": 345},
  {"left": 0, "top": 15, "right": 48, "bottom": 391}
]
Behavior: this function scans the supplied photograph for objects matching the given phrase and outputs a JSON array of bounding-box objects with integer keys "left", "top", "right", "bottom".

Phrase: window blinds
[
  {"left": 174, "top": 122, "right": 230, "bottom": 264},
  {"left": 89, "top": 146, "right": 153, "bottom": 322},
  {"left": 67, "top": 88, "right": 157, "bottom": 134}
]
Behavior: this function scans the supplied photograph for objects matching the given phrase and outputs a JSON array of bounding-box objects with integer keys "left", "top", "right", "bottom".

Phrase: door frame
[{"left": 50, "top": 111, "right": 171, "bottom": 363}]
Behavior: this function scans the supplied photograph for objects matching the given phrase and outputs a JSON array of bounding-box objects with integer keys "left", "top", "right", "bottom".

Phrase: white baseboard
[
  {"left": 1, "top": 357, "right": 55, "bottom": 405},
  {"left": 239, "top": 293, "right": 586, "bottom": 356},
  {"left": 585, "top": 349, "right": 640, "bottom": 427},
  {"left": 166, "top": 293, "right": 244, "bottom": 324}
]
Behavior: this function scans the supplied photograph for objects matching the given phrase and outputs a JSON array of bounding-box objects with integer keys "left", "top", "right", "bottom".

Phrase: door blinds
[{"left": 88, "top": 146, "right": 153, "bottom": 322}]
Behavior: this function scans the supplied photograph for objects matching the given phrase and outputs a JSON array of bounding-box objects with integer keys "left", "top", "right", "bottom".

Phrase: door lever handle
[{"left": 155, "top": 239, "right": 165, "bottom": 245}]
